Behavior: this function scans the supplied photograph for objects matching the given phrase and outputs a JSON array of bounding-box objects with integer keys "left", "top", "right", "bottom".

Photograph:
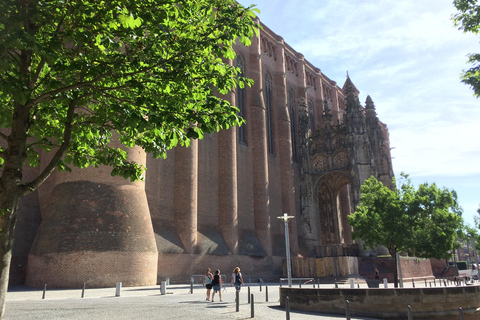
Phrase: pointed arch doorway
[{"left": 314, "top": 172, "right": 355, "bottom": 258}]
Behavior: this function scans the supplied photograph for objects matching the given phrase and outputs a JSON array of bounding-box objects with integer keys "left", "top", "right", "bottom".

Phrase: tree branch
[
  {"left": 29, "top": 74, "right": 109, "bottom": 106},
  {"left": 29, "top": 57, "right": 46, "bottom": 90},
  {"left": 29, "top": 13, "right": 67, "bottom": 89},
  {"left": 0, "top": 131, "right": 8, "bottom": 142},
  {"left": 21, "top": 96, "right": 77, "bottom": 196}
]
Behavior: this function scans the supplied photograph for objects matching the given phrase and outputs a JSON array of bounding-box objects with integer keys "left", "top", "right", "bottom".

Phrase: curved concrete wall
[{"left": 280, "top": 285, "right": 480, "bottom": 319}]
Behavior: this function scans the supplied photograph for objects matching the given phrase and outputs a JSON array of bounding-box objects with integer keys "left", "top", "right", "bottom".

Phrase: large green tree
[
  {"left": 0, "top": 0, "right": 259, "bottom": 317},
  {"left": 348, "top": 174, "right": 463, "bottom": 287},
  {"left": 453, "top": 0, "right": 480, "bottom": 97}
]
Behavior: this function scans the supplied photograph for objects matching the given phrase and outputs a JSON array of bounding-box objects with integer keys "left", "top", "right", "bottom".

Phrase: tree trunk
[{"left": 0, "top": 196, "right": 20, "bottom": 319}]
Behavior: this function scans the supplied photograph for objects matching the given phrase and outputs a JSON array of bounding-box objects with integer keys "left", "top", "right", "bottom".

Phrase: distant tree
[
  {"left": 476, "top": 205, "right": 480, "bottom": 228},
  {"left": 453, "top": 0, "right": 480, "bottom": 97},
  {"left": 462, "top": 224, "right": 480, "bottom": 263},
  {"left": 348, "top": 174, "right": 463, "bottom": 287},
  {"left": 0, "top": 0, "right": 259, "bottom": 318}
]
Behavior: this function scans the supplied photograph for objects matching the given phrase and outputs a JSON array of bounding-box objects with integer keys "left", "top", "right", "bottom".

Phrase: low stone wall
[{"left": 280, "top": 285, "right": 480, "bottom": 319}]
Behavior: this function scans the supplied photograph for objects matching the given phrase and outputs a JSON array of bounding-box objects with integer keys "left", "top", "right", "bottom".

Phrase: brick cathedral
[{"left": 11, "top": 19, "right": 394, "bottom": 287}]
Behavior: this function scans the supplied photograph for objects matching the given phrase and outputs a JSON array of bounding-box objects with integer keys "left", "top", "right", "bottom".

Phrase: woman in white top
[
  {"left": 231, "top": 267, "right": 244, "bottom": 292},
  {"left": 203, "top": 268, "right": 213, "bottom": 301}
]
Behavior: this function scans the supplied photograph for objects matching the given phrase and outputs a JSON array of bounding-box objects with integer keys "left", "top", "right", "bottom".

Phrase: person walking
[
  {"left": 211, "top": 269, "right": 222, "bottom": 302},
  {"left": 203, "top": 268, "right": 213, "bottom": 301},
  {"left": 231, "top": 267, "right": 244, "bottom": 293}
]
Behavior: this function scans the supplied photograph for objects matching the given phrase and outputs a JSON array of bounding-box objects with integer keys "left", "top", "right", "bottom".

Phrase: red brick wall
[
  {"left": 359, "top": 256, "right": 433, "bottom": 282},
  {"left": 157, "top": 253, "right": 283, "bottom": 284},
  {"left": 26, "top": 252, "right": 158, "bottom": 288}
]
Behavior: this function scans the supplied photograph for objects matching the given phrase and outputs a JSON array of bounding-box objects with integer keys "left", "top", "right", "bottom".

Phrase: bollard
[
  {"left": 248, "top": 286, "right": 250, "bottom": 303},
  {"left": 260, "top": 281, "right": 262, "bottom": 292},
  {"left": 345, "top": 300, "right": 351, "bottom": 320},
  {"left": 317, "top": 278, "right": 320, "bottom": 289},
  {"left": 407, "top": 305, "right": 412, "bottom": 320},
  {"left": 190, "top": 278, "right": 194, "bottom": 294},
  {"left": 286, "top": 296, "right": 290, "bottom": 320},
  {"left": 412, "top": 279, "right": 415, "bottom": 288},
  {"left": 166, "top": 277, "right": 170, "bottom": 286},
  {"left": 357, "top": 284, "right": 360, "bottom": 289},
  {"left": 42, "top": 284, "right": 47, "bottom": 299},
  {"left": 425, "top": 278, "right": 427, "bottom": 286},
  {"left": 266, "top": 286, "right": 268, "bottom": 302},
  {"left": 429, "top": 282, "right": 432, "bottom": 287},
  {"left": 350, "top": 279, "right": 354, "bottom": 289},
  {"left": 434, "top": 279, "right": 436, "bottom": 287},
  {"left": 82, "top": 283, "right": 85, "bottom": 298},
  {"left": 444, "top": 279, "right": 447, "bottom": 287},
  {"left": 299, "top": 282, "right": 301, "bottom": 288},
  {"left": 161, "top": 281, "right": 166, "bottom": 295},
  {"left": 250, "top": 294, "right": 254, "bottom": 318},
  {"left": 115, "top": 282, "right": 122, "bottom": 297},
  {"left": 459, "top": 307, "right": 464, "bottom": 320},
  {"left": 383, "top": 278, "right": 388, "bottom": 288},
  {"left": 236, "top": 291, "right": 239, "bottom": 312},
  {"left": 334, "top": 279, "right": 338, "bottom": 288}
]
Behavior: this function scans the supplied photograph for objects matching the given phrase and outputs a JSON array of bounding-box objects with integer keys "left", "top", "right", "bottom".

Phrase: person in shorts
[
  {"left": 231, "top": 267, "right": 244, "bottom": 293},
  {"left": 211, "top": 269, "right": 222, "bottom": 302},
  {"left": 203, "top": 268, "right": 213, "bottom": 301}
]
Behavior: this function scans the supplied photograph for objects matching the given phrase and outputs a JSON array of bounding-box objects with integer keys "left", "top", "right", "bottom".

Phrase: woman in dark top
[{"left": 211, "top": 269, "right": 222, "bottom": 302}]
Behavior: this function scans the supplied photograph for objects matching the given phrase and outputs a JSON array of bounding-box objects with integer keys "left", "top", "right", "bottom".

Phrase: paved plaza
[{"left": 5, "top": 282, "right": 382, "bottom": 320}]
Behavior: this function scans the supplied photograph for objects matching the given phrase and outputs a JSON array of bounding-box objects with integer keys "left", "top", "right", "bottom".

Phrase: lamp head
[{"left": 277, "top": 213, "right": 295, "bottom": 222}]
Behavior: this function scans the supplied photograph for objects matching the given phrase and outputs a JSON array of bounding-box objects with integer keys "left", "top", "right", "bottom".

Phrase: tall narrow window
[
  {"left": 236, "top": 55, "right": 246, "bottom": 144},
  {"left": 308, "top": 100, "right": 315, "bottom": 132},
  {"left": 265, "top": 73, "right": 274, "bottom": 154},
  {"left": 288, "top": 90, "right": 297, "bottom": 162}
]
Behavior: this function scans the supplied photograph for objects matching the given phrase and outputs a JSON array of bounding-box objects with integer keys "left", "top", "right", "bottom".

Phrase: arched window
[
  {"left": 308, "top": 100, "right": 315, "bottom": 131},
  {"left": 288, "top": 90, "right": 297, "bottom": 162},
  {"left": 236, "top": 55, "right": 246, "bottom": 144},
  {"left": 265, "top": 73, "right": 274, "bottom": 154}
]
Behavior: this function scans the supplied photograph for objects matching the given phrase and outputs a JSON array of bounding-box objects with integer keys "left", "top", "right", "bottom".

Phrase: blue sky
[{"left": 237, "top": 0, "right": 480, "bottom": 226}]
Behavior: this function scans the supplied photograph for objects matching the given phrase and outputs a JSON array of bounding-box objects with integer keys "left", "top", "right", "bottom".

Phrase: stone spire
[
  {"left": 364, "top": 95, "right": 394, "bottom": 188},
  {"left": 344, "top": 76, "right": 366, "bottom": 135},
  {"left": 343, "top": 76, "right": 374, "bottom": 207},
  {"left": 322, "top": 97, "right": 333, "bottom": 125}
]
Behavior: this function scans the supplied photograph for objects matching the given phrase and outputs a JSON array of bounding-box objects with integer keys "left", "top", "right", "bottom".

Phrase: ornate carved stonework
[
  {"left": 298, "top": 76, "right": 394, "bottom": 256},
  {"left": 333, "top": 151, "right": 348, "bottom": 169}
]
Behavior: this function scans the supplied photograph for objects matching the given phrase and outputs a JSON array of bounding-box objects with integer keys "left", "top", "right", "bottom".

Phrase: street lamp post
[{"left": 277, "top": 213, "right": 295, "bottom": 287}]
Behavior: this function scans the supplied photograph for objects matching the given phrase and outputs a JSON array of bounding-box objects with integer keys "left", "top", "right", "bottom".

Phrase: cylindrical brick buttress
[{"left": 25, "top": 142, "right": 158, "bottom": 288}]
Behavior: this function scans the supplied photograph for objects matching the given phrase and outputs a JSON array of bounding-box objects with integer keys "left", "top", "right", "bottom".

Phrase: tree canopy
[
  {"left": 348, "top": 174, "right": 463, "bottom": 287},
  {"left": 0, "top": 0, "right": 259, "bottom": 187},
  {"left": 0, "top": 0, "right": 259, "bottom": 317},
  {"left": 453, "top": 0, "right": 480, "bottom": 97}
]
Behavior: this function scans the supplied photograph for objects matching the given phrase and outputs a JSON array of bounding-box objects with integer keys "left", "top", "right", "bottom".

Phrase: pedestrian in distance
[
  {"left": 231, "top": 267, "right": 244, "bottom": 293},
  {"left": 211, "top": 269, "right": 222, "bottom": 302},
  {"left": 203, "top": 268, "right": 213, "bottom": 301}
]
